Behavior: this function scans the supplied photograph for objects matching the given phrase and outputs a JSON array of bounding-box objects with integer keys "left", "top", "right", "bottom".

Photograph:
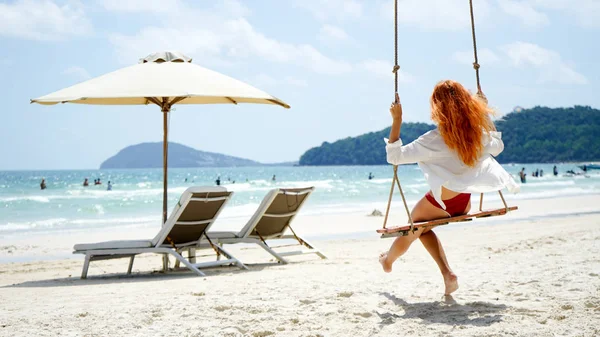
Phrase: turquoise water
[{"left": 1, "top": 164, "right": 598, "bottom": 237}]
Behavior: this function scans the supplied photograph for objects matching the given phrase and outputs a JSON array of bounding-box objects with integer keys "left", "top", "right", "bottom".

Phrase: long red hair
[{"left": 430, "top": 80, "right": 495, "bottom": 167}]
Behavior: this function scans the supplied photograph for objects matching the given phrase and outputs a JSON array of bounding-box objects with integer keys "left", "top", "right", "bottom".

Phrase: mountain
[
  {"left": 100, "top": 142, "right": 264, "bottom": 169},
  {"left": 299, "top": 106, "right": 600, "bottom": 165}
]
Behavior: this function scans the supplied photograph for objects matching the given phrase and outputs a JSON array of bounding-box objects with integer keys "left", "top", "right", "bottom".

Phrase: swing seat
[{"left": 377, "top": 206, "right": 518, "bottom": 238}]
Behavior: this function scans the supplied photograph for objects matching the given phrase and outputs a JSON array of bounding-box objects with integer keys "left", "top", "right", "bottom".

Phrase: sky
[{"left": 0, "top": 0, "right": 598, "bottom": 170}]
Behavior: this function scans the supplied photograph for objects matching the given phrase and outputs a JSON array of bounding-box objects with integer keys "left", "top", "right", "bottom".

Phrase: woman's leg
[
  {"left": 418, "top": 200, "right": 470, "bottom": 295},
  {"left": 419, "top": 230, "right": 458, "bottom": 295},
  {"left": 379, "top": 196, "right": 450, "bottom": 273}
]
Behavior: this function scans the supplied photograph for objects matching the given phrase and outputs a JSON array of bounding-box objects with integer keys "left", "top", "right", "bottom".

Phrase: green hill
[{"left": 299, "top": 106, "right": 600, "bottom": 165}]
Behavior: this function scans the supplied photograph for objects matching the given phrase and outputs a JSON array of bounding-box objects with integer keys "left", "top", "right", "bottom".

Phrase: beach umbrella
[{"left": 31, "top": 51, "right": 289, "bottom": 267}]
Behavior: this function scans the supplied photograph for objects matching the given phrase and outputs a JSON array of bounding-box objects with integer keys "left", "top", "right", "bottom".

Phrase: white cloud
[
  {"left": 526, "top": 0, "right": 600, "bottom": 28},
  {"left": 99, "top": 0, "right": 182, "bottom": 13},
  {"left": 109, "top": 4, "right": 353, "bottom": 75},
  {"left": 452, "top": 48, "right": 501, "bottom": 66},
  {"left": 0, "top": 0, "right": 91, "bottom": 40},
  {"left": 360, "top": 59, "right": 414, "bottom": 83},
  {"left": 497, "top": 0, "right": 549, "bottom": 27},
  {"left": 294, "top": 0, "right": 363, "bottom": 21},
  {"left": 214, "top": 0, "right": 252, "bottom": 17},
  {"left": 380, "top": 0, "right": 493, "bottom": 31},
  {"left": 503, "top": 42, "right": 588, "bottom": 84},
  {"left": 318, "top": 24, "right": 350, "bottom": 43},
  {"left": 63, "top": 66, "right": 91, "bottom": 79}
]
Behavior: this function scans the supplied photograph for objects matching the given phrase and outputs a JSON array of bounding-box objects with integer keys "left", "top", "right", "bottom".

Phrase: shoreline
[{"left": 0, "top": 193, "right": 598, "bottom": 264}]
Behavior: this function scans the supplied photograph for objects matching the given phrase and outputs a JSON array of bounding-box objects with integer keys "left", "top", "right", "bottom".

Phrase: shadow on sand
[
  {"left": 1, "top": 262, "right": 277, "bottom": 289},
  {"left": 377, "top": 292, "right": 508, "bottom": 327}
]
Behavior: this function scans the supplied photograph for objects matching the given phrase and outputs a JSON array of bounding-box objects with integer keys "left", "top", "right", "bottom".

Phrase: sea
[{"left": 1, "top": 163, "right": 598, "bottom": 239}]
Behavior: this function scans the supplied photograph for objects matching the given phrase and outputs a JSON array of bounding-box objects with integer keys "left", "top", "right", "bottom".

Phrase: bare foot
[
  {"left": 379, "top": 252, "right": 392, "bottom": 273},
  {"left": 443, "top": 273, "right": 459, "bottom": 295}
]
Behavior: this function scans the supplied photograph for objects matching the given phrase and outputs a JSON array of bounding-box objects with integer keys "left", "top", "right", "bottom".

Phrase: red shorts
[{"left": 425, "top": 191, "right": 471, "bottom": 217}]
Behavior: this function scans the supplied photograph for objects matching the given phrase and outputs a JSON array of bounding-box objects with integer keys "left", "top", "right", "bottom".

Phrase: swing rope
[
  {"left": 469, "top": 0, "right": 486, "bottom": 102},
  {"left": 382, "top": 0, "right": 415, "bottom": 232}
]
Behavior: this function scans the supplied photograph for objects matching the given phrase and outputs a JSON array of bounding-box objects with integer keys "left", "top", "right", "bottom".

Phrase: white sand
[{"left": 0, "top": 195, "right": 599, "bottom": 336}]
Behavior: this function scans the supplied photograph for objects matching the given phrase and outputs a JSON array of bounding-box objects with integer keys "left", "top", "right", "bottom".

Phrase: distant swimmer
[
  {"left": 107, "top": 181, "right": 112, "bottom": 191},
  {"left": 368, "top": 172, "right": 374, "bottom": 180},
  {"left": 95, "top": 178, "right": 102, "bottom": 185},
  {"left": 215, "top": 176, "right": 221, "bottom": 186},
  {"left": 83, "top": 178, "right": 89, "bottom": 187},
  {"left": 272, "top": 175, "right": 276, "bottom": 181},
  {"left": 519, "top": 168, "right": 526, "bottom": 183},
  {"left": 40, "top": 178, "right": 47, "bottom": 190},
  {"left": 553, "top": 165, "right": 558, "bottom": 176}
]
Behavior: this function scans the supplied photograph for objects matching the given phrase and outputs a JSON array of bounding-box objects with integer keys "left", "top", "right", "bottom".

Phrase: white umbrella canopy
[
  {"left": 32, "top": 51, "right": 289, "bottom": 108},
  {"left": 31, "top": 51, "right": 289, "bottom": 235}
]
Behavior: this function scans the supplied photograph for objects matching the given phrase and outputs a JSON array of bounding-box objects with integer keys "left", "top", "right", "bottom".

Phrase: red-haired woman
[{"left": 379, "top": 80, "right": 519, "bottom": 295}]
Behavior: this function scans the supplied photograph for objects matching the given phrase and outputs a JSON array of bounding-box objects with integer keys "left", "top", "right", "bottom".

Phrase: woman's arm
[
  {"left": 385, "top": 94, "right": 445, "bottom": 165},
  {"left": 388, "top": 93, "right": 402, "bottom": 143}
]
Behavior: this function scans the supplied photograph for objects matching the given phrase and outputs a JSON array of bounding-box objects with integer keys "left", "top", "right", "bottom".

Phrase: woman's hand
[{"left": 390, "top": 93, "right": 403, "bottom": 121}]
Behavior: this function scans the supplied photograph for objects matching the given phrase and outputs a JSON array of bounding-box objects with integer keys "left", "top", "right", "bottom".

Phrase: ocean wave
[
  {"left": 0, "top": 195, "right": 50, "bottom": 203},
  {"left": 525, "top": 180, "right": 576, "bottom": 187},
  {"left": 367, "top": 178, "right": 396, "bottom": 185}
]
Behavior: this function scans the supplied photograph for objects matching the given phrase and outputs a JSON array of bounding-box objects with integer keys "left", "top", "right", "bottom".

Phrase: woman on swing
[{"left": 379, "top": 79, "right": 519, "bottom": 295}]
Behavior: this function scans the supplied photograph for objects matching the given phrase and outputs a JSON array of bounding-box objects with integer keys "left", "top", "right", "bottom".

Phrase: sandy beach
[{"left": 1, "top": 195, "right": 599, "bottom": 337}]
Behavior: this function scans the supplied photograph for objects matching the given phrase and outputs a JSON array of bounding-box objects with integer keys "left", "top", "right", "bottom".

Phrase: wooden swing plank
[{"left": 377, "top": 206, "right": 518, "bottom": 238}]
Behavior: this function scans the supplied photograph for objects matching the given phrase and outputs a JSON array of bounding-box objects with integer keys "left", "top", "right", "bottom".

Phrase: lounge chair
[
  {"left": 73, "top": 186, "right": 247, "bottom": 279},
  {"left": 206, "top": 187, "right": 327, "bottom": 264}
]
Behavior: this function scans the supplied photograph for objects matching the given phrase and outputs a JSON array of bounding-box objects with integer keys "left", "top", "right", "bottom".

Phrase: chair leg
[
  {"left": 215, "top": 244, "right": 248, "bottom": 270},
  {"left": 127, "top": 256, "right": 135, "bottom": 275},
  {"left": 162, "top": 255, "right": 169, "bottom": 271},
  {"left": 169, "top": 251, "right": 206, "bottom": 276},
  {"left": 216, "top": 243, "right": 223, "bottom": 261},
  {"left": 257, "top": 241, "right": 289, "bottom": 264},
  {"left": 189, "top": 248, "right": 196, "bottom": 264},
  {"left": 174, "top": 249, "right": 182, "bottom": 269},
  {"left": 81, "top": 254, "right": 91, "bottom": 279},
  {"left": 299, "top": 238, "right": 327, "bottom": 259}
]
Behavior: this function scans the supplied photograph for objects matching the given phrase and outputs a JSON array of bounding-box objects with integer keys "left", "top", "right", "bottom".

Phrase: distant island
[
  {"left": 299, "top": 106, "right": 600, "bottom": 165},
  {"left": 100, "top": 142, "right": 297, "bottom": 169}
]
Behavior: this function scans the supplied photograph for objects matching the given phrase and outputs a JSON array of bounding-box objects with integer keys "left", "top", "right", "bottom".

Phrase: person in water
[
  {"left": 553, "top": 165, "right": 558, "bottom": 176},
  {"left": 368, "top": 172, "right": 374, "bottom": 180},
  {"left": 40, "top": 178, "right": 47, "bottom": 190},
  {"left": 519, "top": 168, "right": 527, "bottom": 183},
  {"left": 83, "top": 178, "right": 89, "bottom": 187},
  {"left": 215, "top": 176, "right": 221, "bottom": 186},
  {"left": 379, "top": 80, "right": 519, "bottom": 295},
  {"left": 107, "top": 181, "right": 112, "bottom": 191}
]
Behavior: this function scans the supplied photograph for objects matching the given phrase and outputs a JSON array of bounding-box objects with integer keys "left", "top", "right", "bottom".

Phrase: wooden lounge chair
[{"left": 73, "top": 186, "right": 247, "bottom": 278}]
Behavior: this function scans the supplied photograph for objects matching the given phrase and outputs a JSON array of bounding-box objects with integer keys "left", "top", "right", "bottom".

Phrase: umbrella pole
[{"left": 162, "top": 105, "right": 169, "bottom": 271}]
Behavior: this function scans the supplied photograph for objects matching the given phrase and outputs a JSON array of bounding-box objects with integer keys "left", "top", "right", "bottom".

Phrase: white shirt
[{"left": 385, "top": 129, "right": 520, "bottom": 209}]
